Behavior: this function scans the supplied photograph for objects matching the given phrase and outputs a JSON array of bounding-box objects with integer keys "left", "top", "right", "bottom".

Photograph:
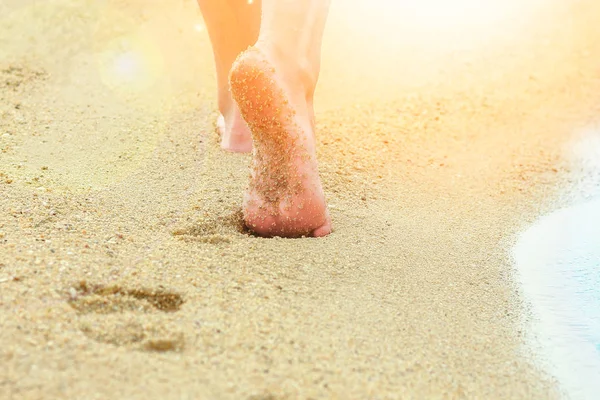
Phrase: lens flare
[
  {"left": 97, "top": 36, "right": 164, "bottom": 94},
  {"left": 113, "top": 51, "right": 139, "bottom": 80}
]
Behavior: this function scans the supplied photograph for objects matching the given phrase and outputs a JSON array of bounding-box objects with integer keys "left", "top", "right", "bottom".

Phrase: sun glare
[
  {"left": 97, "top": 36, "right": 164, "bottom": 94},
  {"left": 343, "top": 0, "right": 545, "bottom": 49},
  {"left": 113, "top": 51, "right": 139, "bottom": 80},
  {"left": 381, "top": 0, "right": 526, "bottom": 29}
]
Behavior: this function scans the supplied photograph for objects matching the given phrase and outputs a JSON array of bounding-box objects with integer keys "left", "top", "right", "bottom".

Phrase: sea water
[{"left": 513, "top": 129, "right": 600, "bottom": 399}]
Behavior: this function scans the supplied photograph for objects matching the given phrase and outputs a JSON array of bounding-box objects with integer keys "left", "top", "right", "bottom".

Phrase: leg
[
  {"left": 197, "top": 0, "right": 261, "bottom": 152},
  {"left": 229, "top": 0, "right": 332, "bottom": 237}
]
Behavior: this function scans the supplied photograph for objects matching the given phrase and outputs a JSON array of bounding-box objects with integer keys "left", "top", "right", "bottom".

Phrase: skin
[
  {"left": 198, "top": 0, "right": 332, "bottom": 238},
  {"left": 197, "top": 0, "right": 260, "bottom": 153}
]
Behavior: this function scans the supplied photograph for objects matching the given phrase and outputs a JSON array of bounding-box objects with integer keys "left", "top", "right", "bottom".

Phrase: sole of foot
[{"left": 229, "top": 46, "right": 331, "bottom": 238}]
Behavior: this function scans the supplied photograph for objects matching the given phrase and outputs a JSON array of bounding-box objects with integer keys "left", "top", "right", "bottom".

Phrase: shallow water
[{"left": 514, "top": 130, "right": 600, "bottom": 399}]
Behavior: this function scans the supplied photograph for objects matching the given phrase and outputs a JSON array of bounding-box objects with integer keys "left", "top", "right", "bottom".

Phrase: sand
[{"left": 1, "top": 0, "right": 599, "bottom": 398}]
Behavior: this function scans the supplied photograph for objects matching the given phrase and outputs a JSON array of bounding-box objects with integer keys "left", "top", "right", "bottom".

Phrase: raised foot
[{"left": 229, "top": 46, "right": 331, "bottom": 238}]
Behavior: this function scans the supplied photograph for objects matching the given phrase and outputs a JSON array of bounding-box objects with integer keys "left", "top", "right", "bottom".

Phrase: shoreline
[
  {"left": 513, "top": 129, "right": 600, "bottom": 399},
  {"left": 514, "top": 197, "right": 600, "bottom": 400}
]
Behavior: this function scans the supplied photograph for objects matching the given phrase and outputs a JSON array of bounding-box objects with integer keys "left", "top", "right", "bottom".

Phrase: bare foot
[
  {"left": 216, "top": 100, "right": 253, "bottom": 153},
  {"left": 229, "top": 46, "right": 331, "bottom": 238}
]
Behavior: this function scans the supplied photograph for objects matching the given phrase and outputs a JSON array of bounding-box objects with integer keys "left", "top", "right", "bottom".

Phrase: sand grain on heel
[{"left": 229, "top": 47, "right": 331, "bottom": 238}]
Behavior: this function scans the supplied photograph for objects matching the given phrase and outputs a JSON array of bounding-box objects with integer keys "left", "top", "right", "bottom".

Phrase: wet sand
[{"left": 1, "top": 0, "right": 600, "bottom": 398}]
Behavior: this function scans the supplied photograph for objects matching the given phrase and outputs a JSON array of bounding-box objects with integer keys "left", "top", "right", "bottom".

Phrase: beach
[{"left": 1, "top": 0, "right": 600, "bottom": 398}]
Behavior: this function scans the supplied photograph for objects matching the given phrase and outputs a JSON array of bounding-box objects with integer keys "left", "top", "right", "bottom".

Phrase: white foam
[{"left": 514, "top": 125, "right": 600, "bottom": 399}]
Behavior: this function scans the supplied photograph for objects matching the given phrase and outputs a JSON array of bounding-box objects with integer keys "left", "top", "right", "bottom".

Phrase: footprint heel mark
[
  {"left": 172, "top": 208, "right": 248, "bottom": 243},
  {"left": 1, "top": 64, "right": 47, "bottom": 91},
  {"left": 78, "top": 319, "right": 146, "bottom": 347},
  {"left": 143, "top": 334, "right": 185, "bottom": 352},
  {"left": 248, "top": 393, "right": 281, "bottom": 400},
  {"left": 67, "top": 281, "right": 185, "bottom": 352}
]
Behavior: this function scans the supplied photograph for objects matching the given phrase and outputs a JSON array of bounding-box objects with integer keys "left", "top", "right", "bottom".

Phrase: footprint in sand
[
  {"left": 0, "top": 63, "right": 47, "bottom": 92},
  {"left": 171, "top": 209, "right": 251, "bottom": 243},
  {"left": 67, "top": 281, "right": 185, "bottom": 352}
]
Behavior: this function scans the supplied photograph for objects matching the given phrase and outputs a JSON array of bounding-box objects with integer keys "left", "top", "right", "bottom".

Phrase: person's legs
[
  {"left": 197, "top": 0, "right": 261, "bottom": 152},
  {"left": 229, "top": 0, "right": 332, "bottom": 238}
]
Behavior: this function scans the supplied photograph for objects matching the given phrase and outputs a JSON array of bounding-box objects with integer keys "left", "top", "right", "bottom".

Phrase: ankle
[
  {"left": 254, "top": 40, "right": 318, "bottom": 97},
  {"left": 217, "top": 89, "right": 234, "bottom": 117}
]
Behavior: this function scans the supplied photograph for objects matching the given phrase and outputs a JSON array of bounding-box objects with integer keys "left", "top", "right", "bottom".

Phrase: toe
[{"left": 311, "top": 210, "right": 332, "bottom": 237}]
